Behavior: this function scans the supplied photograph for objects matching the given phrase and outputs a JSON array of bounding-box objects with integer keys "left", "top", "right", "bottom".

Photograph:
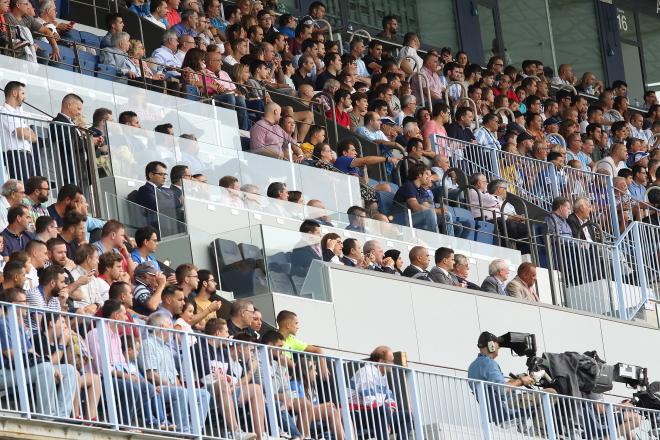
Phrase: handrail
[
  {"left": 348, "top": 28, "right": 372, "bottom": 43},
  {"left": 408, "top": 71, "right": 432, "bottom": 113},
  {"left": 494, "top": 106, "right": 515, "bottom": 122},
  {"left": 314, "top": 18, "right": 333, "bottom": 39},
  {"left": 556, "top": 83, "right": 578, "bottom": 95}
]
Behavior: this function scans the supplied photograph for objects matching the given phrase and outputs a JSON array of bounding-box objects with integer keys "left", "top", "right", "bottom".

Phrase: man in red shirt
[{"left": 326, "top": 89, "right": 351, "bottom": 128}]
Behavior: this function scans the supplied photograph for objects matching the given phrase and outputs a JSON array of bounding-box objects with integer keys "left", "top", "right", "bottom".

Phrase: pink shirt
[
  {"left": 249, "top": 119, "right": 297, "bottom": 158},
  {"left": 416, "top": 66, "right": 445, "bottom": 101},
  {"left": 86, "top": 327, "right": 125, "bottom": 374},
  {"left": 422, "top": 120, "right": 447, "bottom": 140}
]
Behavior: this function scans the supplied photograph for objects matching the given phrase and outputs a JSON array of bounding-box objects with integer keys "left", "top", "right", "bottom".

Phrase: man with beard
[
  {"left": 47, "top": 184, "right": 83, "bottom": 227},
  {"left": 192, "top": 269, "right": 222, "bottom": 321},
  {"left": 23, "top": 176, "right": 50, "bottom": 226},
  {"left": 25, "top": 265, "right": 69, "bottom": 331}
]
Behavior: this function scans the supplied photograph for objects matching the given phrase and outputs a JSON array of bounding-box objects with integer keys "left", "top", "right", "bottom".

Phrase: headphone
[{"left": 487, "top": 340, "right": 496, "bottom": 353}]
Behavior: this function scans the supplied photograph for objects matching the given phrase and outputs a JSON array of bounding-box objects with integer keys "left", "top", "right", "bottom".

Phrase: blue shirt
[
  {"left": 334, "top": 156, "right": 363, "bottom": 177},
  {"left": 130, "top": 249, "right": 161, "bottom": 271},
  {"left": 171, "top": 22, "right": 197, "bottom": 38},
  {"left": 545, "top": 212, "right": 572, "bottom": 237},
  {"left": 1, "top": 228, "right": 33, "bottom": 257},
  {"left": 47, "top": 204, "right": 64, "bottom": 227},
  {"left": 467, "top": 353, "right": 505, "bottom": 384},
  {"left": 629, "top": 181, "right": 647, "bottom": 203},
  {"left": 210, "top": 17, "right": 227, "bottom": 32}
]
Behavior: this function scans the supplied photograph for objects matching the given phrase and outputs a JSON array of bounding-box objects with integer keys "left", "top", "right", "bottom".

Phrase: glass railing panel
[
  {"left": 0, "top": 56, "right": 54, "bottom": 115},
  {"left": 237, "top": 150, "right": 303, "bottom": 199},
  {"left": 111, "top": 81, "right": 181, "bottom": 132},
  {"left": 106, "top": 121, "right": 177, "bottom": 176},
  {"left": 297, "top": 162, "right": 362, "bottom": 212},
  {"left": 173, "top": 134, "right": 241, "bottom": 184}
]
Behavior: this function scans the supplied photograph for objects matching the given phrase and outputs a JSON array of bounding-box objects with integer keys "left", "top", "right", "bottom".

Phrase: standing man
[{"left": 1, "top": 82, "right": 39, "bottom": 180}]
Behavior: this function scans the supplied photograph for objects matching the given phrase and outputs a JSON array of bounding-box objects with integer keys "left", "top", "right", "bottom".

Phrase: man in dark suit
[
  {"left": 402, "top": 246, "right": 431, "bottom": 281},
  {"left": 481, "top": 259, "right": 510, "bottom": 296},
  {"left": 50, "top": 93, "right": 90, "bottom": 186},
  {"left": 567, "top": 197, "right": 598, "bottom": 242},
  {"left": 451, "top": 254, "right": 481, "bottom": 290},
  {"left": 290, "top": 220, "right": 322, "bottom": 277},
  {"left": 341, "top": 238, "right": 361, "bottom": 267},
  {"left": 363, "top": 240, "right": 396, "bottom": 274},
  {"left": 134, "top": 161, "right": 180, "bottom": 233}
]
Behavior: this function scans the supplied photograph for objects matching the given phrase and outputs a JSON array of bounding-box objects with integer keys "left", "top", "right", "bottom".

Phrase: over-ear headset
[{"left": 487, "top": 340, "right": 496, "bottom": 353}]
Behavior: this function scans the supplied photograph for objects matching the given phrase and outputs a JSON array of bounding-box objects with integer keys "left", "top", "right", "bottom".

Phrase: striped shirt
[
  {"left": 140, "top": 335, "right": 178, "bottom": 384},
  {"left": 474, "top": 127, "right": 501, "bottom": 150},
  {"left": 25, "top": 285, "right": 61, "bottom": 332}
]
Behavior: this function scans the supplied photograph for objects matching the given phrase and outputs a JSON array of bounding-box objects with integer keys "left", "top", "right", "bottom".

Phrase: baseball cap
[
  {"left": 506, "top": 122, "right": 525, "bottom": 134},
  {"left": 477, "top": 331, "right": 501, "bottom": 348},
  {"left": 626, "top": 151, "right": 649, "bottom": 168},
  {"left": 135, "top": 262, "right": 158, "bottom": 278},
  {"left": 517, "top": 131, "right": 535, "bottom": 143},
  {"left": 543, "top": 116, "right": 561, "bottom": 127},
  {"left": 555, "top": 89, "right": 574, "bottom": 101},
  {"left": 380, "top": 116, "right": 396, "bottom": 126}
]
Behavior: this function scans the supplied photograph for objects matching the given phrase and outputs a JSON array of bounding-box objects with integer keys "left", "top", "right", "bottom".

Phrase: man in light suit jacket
[
  {"left": 402, "top": 246, "right": 431, "bottom": 281},
  {"left": 429, "top": 247, "right": 460, "bottom": 286},
  {"left": 506, "top": 262, "right": 539, "bottom": 301},
  {"left": 481, "top": 259, "right": 510, "bottom": 296},
  {"left": 99, "top": 32, "right": 139, "bottom": 79}
]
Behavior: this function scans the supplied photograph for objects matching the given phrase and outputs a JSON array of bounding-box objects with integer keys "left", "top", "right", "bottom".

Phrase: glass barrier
[
  {"left": 0, "top": 54, "right": 239, "bottom": 148},
  {"left": 106, "top": 121, "right": 362, "bottom": 212}
]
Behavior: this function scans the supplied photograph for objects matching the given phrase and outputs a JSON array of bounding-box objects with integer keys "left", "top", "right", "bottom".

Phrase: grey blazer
[
  {"left": 481, "top": 276, "right": 506, "bottom": 296},
  {"left": 429, "top": 266, "right": 459, "bottom": 286}
]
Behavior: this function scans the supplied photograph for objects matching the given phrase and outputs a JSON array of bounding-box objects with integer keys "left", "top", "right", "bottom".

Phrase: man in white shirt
[
  {"left": 468, "top": 173, "right": 500, "bottom": 220},
  {"left": 1, "top": 81, "right": 39, "bottom": 181},
  {"left": 0, "top": 179, "right": 26, "bottom": 232},
  {"left": 595, "top": 142, "right": 628, "bottom": 175},
  {"left": 397, "top": 32, "right": 423, "bottom": 75},
  {"left": 70, "top": 244, "right": 107, "bottom": 315},
  {"left": 151, "top": 30, "right": 182, "bottom": 78}
]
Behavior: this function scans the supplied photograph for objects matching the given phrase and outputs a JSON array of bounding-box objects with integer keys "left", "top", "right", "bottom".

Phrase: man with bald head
[
  {"left": 402, "top": 246, "right": 431, "bottom": 281},
  {"left": 350, "top": 345, "right": 412, "bottom": 440},
  {"left": 249, "top": 102, "right": 303, "bottom": 160},
  {"left": 307, "top": 199, "right": 333, "bottom": 226},
  {"left": 506, "top": 262, "right": 539, "bottom": 301},
  {"left": 362, "top": 240, "right": 395, "bottom": 274}
]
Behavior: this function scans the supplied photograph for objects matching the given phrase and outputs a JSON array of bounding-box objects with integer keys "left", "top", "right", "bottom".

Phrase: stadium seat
[
  {"left": 77, "top": 51, "right": 98, "bottom": 76},
  {"left": 50, "top": 45, "right": 76, "bottom": 71},
  {"left": 474, "top": 219, "right": 496, "bottom": 245},
  {"left": 34, "top": 40, "right": 52, "bottom": 64},
  {"left": 211, "top": 239, "right": 267, "bottom": 297},
  {"left": 79, "top": 31, "right": 101, "bottom": 48},
  {"left": 96, "top": 63, "right": 117, "bottom": 81},
  {"left": 65, "top": 29, "right": 83, "bottom": 43}
]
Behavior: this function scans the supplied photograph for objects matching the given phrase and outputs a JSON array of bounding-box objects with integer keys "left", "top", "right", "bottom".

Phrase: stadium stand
[{"left": 0, "top": 0, "right": 660, "bottom": 439}]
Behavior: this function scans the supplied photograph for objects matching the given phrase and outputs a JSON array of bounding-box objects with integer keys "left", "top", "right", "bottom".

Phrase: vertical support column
[
  {"left": 604, "top": 403, "right": 619, "bottom": 440},
  {"left": 541, "top": 393, "right": 557, "bottom": 440},
  {"left": 489, "top": 147, "right": 500, "bottom": 179},
  {"left": 257, "top": 345, "right": 281, "bottom": 437},
  {"left": 605, "top": 175, "right": 621, "bottom": 239},
  {"left": 611, "top": 238, "right": 628, "bottom": 320}
]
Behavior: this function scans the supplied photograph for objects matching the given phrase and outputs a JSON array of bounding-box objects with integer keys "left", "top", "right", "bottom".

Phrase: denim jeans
[
  {"left": 0, "top": 361, "right": 77, "bottom": 418},
  {"left": 214, "top": 93, "right": 249, "bottom": 131},
  {"left": 114, "top": 378, "right": 166, "bottom": 427},
  {"left": 159, "top": 385, "right": 211, "bottom": 433}
]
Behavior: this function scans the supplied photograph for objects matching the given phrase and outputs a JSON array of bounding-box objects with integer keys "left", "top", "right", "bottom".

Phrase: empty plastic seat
[
  {"left": 64, "top": 29, "right": 83, "bottom": 43},
  {"left": 212, "top": 239, "right": 267, "bottom": 297},
  {"left": 96, "top": 63, "right": 117, "bottom": 81},
  {"left": 50, "top": 45, "right": 75, "bottom": 71},
  {"left": 238, "top": 243, "right": 263, "bottom": 260},
  {"left": 474, "top": 220, "right": 496, "bottom": 245},
  {"left": 79, "top": 31, "right": 101, "bottom": 48},
  {"left": 78, "top": 51, "right": 98, "bottom": 76},
  {"left": 34, "top": 40, "right": 52, "bottom": 64}
]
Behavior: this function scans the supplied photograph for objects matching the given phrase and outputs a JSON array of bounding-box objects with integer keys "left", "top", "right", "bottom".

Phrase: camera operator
[{"left": 468, "top": 331, "right": 535, "bottom": 387}]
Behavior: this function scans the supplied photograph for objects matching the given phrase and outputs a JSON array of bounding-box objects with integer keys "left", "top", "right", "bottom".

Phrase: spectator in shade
[
  {"left": 315, "top": 52, "right": 342, "bottom": 90},
  {"left": 429, "top": 247, "right": 459, "bottom": 286},
  {"left": 307, "top": 199, "right": 333, "bottom": 226},
  {"left": 629, "top": 163, "right": 649, "bottom": 204},
  {"left": 1, "top": 260, "right": 26, "bottom": 292},
  {"left": 346, "top": 205, "right": 367, "bottom": 233},
  {"left": 151, "top": 30, "right": 183, "bottom": 77},
  {"left": 334, "top": 139, "right": 397, "bottom": 178},
  {"left": 58, "top": 209, "right": 85, "bottom": 260},
  {"left": 402, "top": 246, "right": 431, "bottom": 281},
  {"left": 276, "top": 310, "right": 326, "bottom": 366},
  {"left": 567, "top": 197, "right": 597, "bottom": 242},
  {"left": 545, "top": 196, "right": 573, "bottom": 237},
  {"left": 384, "top": 249, "right": 404, "bottom": 275},
  {"left": 363, "top": 240, "right": 395, "bottom": 274},
  {"left": 392, "top": 164, "right": 440, "bottom": 232},
  {"left": 321, "top": 232, "right": 343, "bottom": 264},
  {"left": 34, "top": 216, "right": 58, "bottom": 243},
  {"left": 446, "top": 107, "right": 475, "bottom": 142},
  {"left": 266, "top": 182, "right": 291, "bottom": 217},
  {"left": 145, "top": 0, "right": 169, "bottom": 28},
  {"left": 171, "top": 9, "right": 198, "bottom": 37},
  {"left": 412, "top": 52, "right": 444, "bottom": 104},
  {"left": 26, "top": 265, "right": 69, "bottom": 319},
  {"left": 0, "top": 179, "right": 26, "bottom": 231},
  {"left": 97, "top": 254, "right": 128, "bottom": 304},
  {"left": 326, "top": 89, "right": 351, "bottom": 128},
  {"left": 69, "top": 244, "right": 106, "bottom": 313},
  {"left": 506, "top": 262, "right": 539, "bottom": 301},
  {"left": 341, "top": 238, "right": 362, "bottom": 267},
  {"left": 92, "top": 220, "right": 135, "bottom": 276},
  {"left": 1, "top": 205, "right": 33, "bottom": 257},
  {"left": 451, "top": 254, "right": 481, "bottom": 290},
  {"left": 291, "top": 220, "right": 322, "bottom": 277},
  {"left": 47, "top": 184, "right": 82, "bottom": 228},
  {"left": 134, "top": 161, "right": 179, "bottom": 222},
  {"left": 132, "top": 262, "right": 167, "bottom": 316},
  {"left": 227, "top": 299, "right": 259, "bottom": 338},
  {"left": 100, "top": 12, "right": 124, "bottom": 48},
  {"left": 481, "top": 259, "right": 510, "bottom": 296},
  {"left": 24, "top": 239, "right": 47, "bottom": 288}
]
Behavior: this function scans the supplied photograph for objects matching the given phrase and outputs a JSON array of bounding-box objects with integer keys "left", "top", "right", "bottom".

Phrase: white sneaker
[{"left": 234, "top": 432, "right": 257, "bottom": 440}]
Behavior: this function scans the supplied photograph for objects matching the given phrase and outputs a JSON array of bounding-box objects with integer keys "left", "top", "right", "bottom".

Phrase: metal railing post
[
  {"left": 488, "top": 146, "right": 500, "bottom": 178},
  {"left": 332, "top": 358, "right": 355, "bottom": 440},
  {"left": 548, "top": 166, "right": 560, "bottom": 198},
  {"left": 631, "top": 222, "right": 649, "bottom": 308},
  {"left": 257, "top": 345, "right": 281, "bottom": 437},
  {"left": 474, "top": 382, "right": 492, "bottom": 440},
  {"left": 96, "top": 321, "right": 119, "bottom": 429},
  {"left": 7, "top": 304, "right": 31, "bottom": 416},
  {"left": 179, "top": 332, "right": 203, "bottom": 439},
  {"left": 606, "top": 175, "right": 621, "bottom": 239},
  {"left": 611, "top": 238, "right": 628, "bottom": 320},
  {"left": 604, "top": 403, "right": 619, "bottom": 439},
  {"left": 405, "top": 369, "right": 425, "bottom": 440},
  {"left": 541, "top": 392, "right": 557, "bottom": 440}
]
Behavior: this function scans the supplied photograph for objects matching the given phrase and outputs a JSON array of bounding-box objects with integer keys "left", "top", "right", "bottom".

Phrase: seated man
[
  {"left": 139, "top": 313, "right": 210, "bottom": 434},
  {"left": 467, "top": 332, "right": 534, "bottom": 423},
  {"left": 544, "top": 196, "right": 573, "bottom": 237},
  {"left": 451, "top": 254, "right": 481, "bottom": 290},
  {"left": 481, "top": 259, "right": 510, "bottom": 296},
  {"left": 506, "top": 262, "right": 539, "bottom": 301},
  {"left": 99, "top": 32, "right": 140, "bottom": 79},
  {"left": 429, "top": 247, "right": 460, "bottom": 286},
  {"left": 249, "top": 102, "right": 303, "bottom": 160},
  {"left": 350, "top": 346, "right": 413, "bottom": 440},
  {"left": 134, "top": 161, "right": 181, "bottom": 225},
  {"left": 362, "top": 240, "right": 395, "bottom": 274},
  {"left": 0, "top": 288, "right": 78, "bottom": 419},
  {"left": 290, "top": 220, "right": 322, "bottom": 278},
  {"left": 392, "top": 164, "right": 441, "bottom": 232},
  {"left": 401, "top": 246, "right": 431, "bottom": 281}
]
